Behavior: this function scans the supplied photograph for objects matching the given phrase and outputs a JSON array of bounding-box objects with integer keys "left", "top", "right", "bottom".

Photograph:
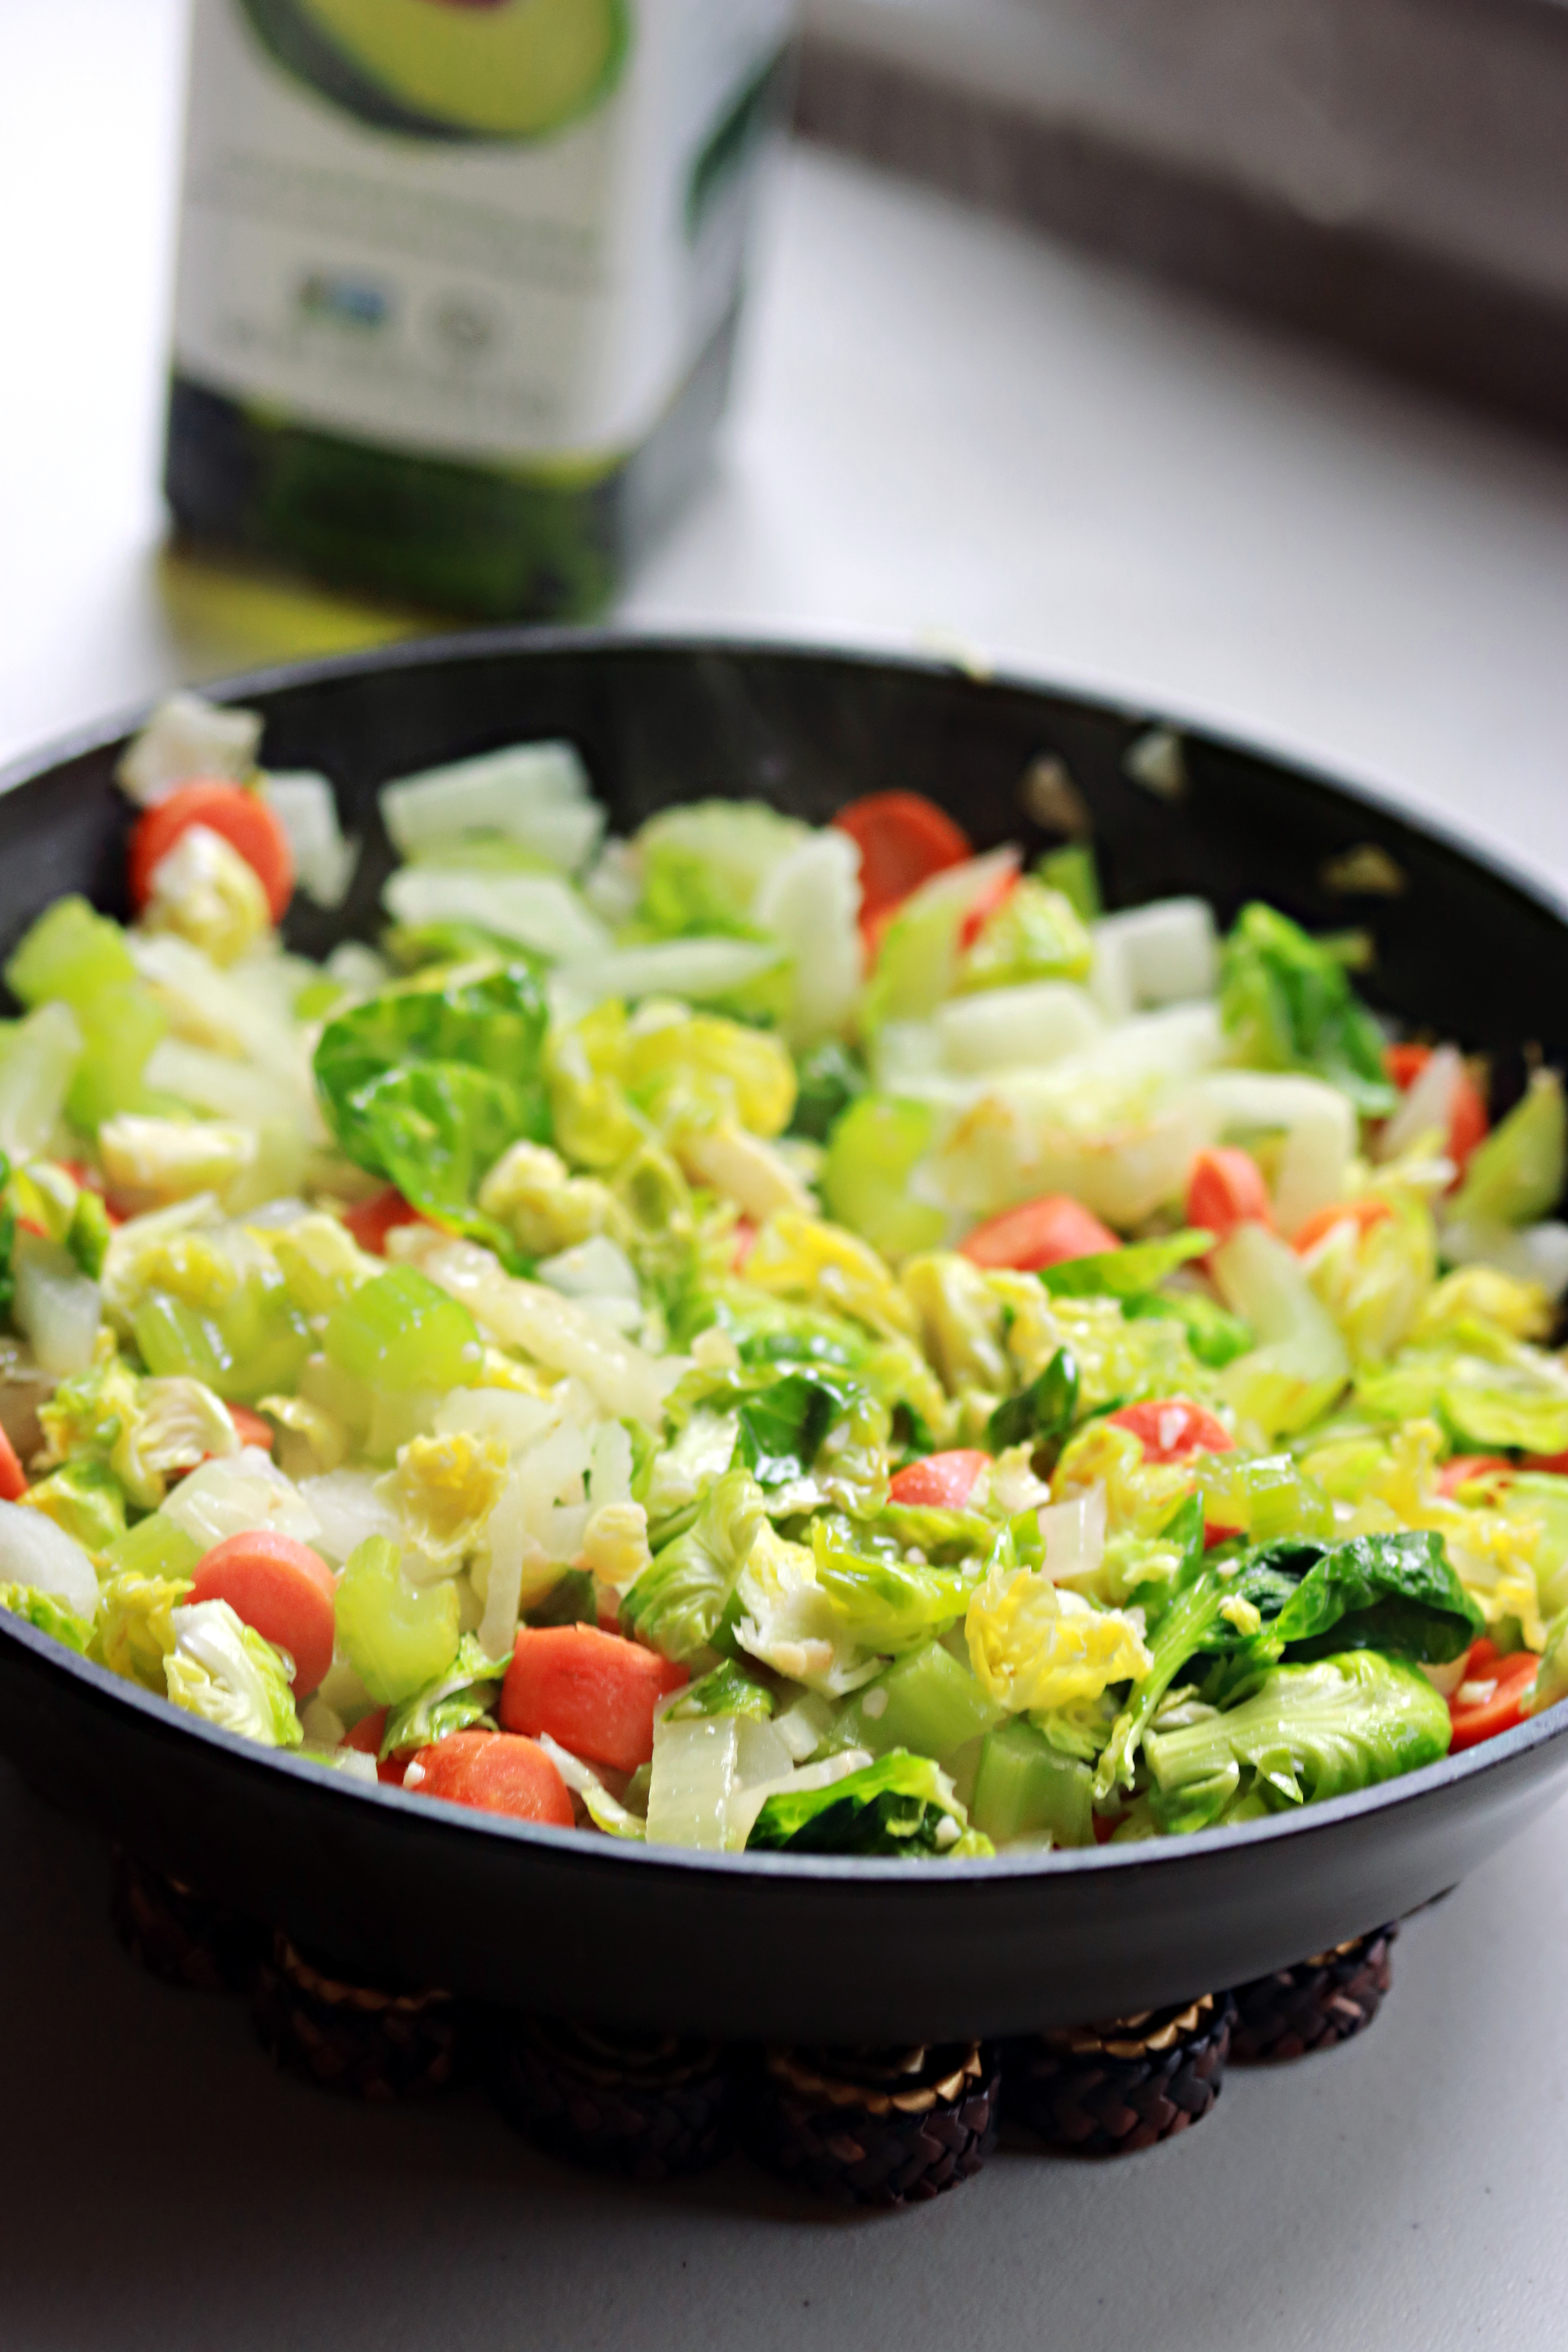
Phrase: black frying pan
[{"left": 2, "top": 630, "right": 1565, "bottom": 2042}]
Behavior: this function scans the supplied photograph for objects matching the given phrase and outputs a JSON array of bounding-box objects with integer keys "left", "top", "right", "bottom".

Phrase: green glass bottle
[{"left": 165, "top": 0, "right": 794, "bottom": 621}]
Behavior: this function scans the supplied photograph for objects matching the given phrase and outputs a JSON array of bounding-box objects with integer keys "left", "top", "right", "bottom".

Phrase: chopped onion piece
[
  {"left": 264, "top": 773, "right": 358, "bottom": 909},
  {"left": 0, "top": 1500, "right": 99, "bottom": 1621}
]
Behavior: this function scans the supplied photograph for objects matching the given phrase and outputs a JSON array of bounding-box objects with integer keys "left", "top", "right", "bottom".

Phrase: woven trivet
[
  {"left": 744, "top": 2042, "right": 1000, "bottom": 2207},
  {"left": 110, "top": 1847, "right": 265, "bottom": 1996},
  {"left": 488, "top": 2019, "right": 734, "bottom": 2181},
  {"left": 1229, "top": 1925, "right": 1398, "bottom": 2064},
  {"left": 251, "top": 1933, "right": 463, "bottom": 2100},
  {"left": 1007, "top": 1991, "right": 1234, "bottom": 2157}
]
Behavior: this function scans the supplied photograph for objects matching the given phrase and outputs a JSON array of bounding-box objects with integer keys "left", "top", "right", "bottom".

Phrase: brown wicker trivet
[
  {"left": 251, "top": 1932, "right": 463, "bottom": 2100},
  {"left": 1229, "top": 1925, "right": 1398, "bottom": 2063},
  {"left": 110, "top": 1847, "right": 265, "bottom": 1996},
  {"left": 1007, "top": 1992, "right": 1233, "bottom": 2157},
  {"left": 744, "top": 2042, "right": 1000, "bottom": 2207},
  {"left": 488, "top": 2019, "right": 734, "bottom": 2180}
]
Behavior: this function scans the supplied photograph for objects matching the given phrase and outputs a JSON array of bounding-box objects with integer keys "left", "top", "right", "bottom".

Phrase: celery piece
[
  {"left": 134, "top": 1294, "right": 230, "bottom": 1390},
  {"left": 6, "top": 897, "right": 136, "bottom": 1011},
  {"left": 1036, "top": 844, "right": 1102, "bottom": 926},
  {"left": 103, "top": 1514, "right": 203, "bottom": 1583},
  {"left": 67, "top": 988, "right": 169, "bottom": 1131},
  {"left": 835, "top": 1639, "right": 1003, "bottom": 1762},
  {"left": 822, "top": 1095, "right": 946, "bottom": 1260},
  {"left": 971, "top": 1720, "right": 1095, "bottom": 1847},
  {"left": 335, "top": 1535, "right": 461, "bottom": 1707},
  {"left": 325, "top": 1269, "right": 483, "bottom": 1397}
]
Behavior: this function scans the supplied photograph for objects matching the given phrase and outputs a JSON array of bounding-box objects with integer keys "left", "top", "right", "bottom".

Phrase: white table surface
[{"left": 5, "top": 9, "right": 1568, "bottom": 2347}]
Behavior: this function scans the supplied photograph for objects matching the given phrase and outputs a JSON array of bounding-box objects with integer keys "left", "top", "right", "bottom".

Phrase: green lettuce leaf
[
  {"left": 1145, "top": 1651, "right": 1452, "bottom": 1816},
  {"left": 1124, "top": 1287, "right": 1254, "bottom": 1368},
  {"left": 987, "top": 1345, "right": 1080, "bottom": 1450},
  {"left": 810, "top": 1520, "right": 974, "bottom": 1651},
  {"left": 314, "top": 967, "right": 550, "bottom": 1247},
  {"left": 1220, "top": 902, "right": 1396, "bottom": 1114},
  {"left": 0, "top": 1581, "right": 94, "bottom": 1653},
  {"left": 380, "top": 1633, "right": 510, "bottom": 1757},
  {"left": 746, "top": 1749, "right": 989, "bottom": 1857},
  {"left": 1038, "top": 1231, "right": 1214, "bottom": 1300},
  {"left": 163, "top": 1599, "right": 303, "bottom": 1749},
  {"left": 664, "top": 1659, "right": 776, "bottom": 1721},
  {"left": 623, "top": 1467, "right": 766, "bottom": 1664}
]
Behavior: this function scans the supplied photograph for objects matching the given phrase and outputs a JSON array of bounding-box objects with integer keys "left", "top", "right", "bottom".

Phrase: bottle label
[{"left": 173, "top": 0, "right": 793, "bottom": 468}]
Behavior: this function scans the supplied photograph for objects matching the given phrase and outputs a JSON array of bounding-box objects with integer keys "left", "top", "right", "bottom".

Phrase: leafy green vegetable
[
  {"left": 746, "top": 1750, "right": 989, "bottom": 1857},
  {"left": 163, "top": 1599, "right": 303, "bottom": 1749},
  {"left": 1145, "top": 1651, "right": 1452, "bottom": 1818},
  {"left": 1451, "top": 1070, "right": 1565, "bottom": 1229},
  {"left": 93, "top": 1570, "right": 195, "bottom": 1687},
  {"left": 733, "top": 1370, "right": 840, "bottom": 1488},
  {"left": 623, "top": 1468, "right": 766, "bottom": 1664},
  {"left": 1095, "top": 1511, "right": 1477, "bottom": 1796},
  {"left": 1124, "top": 1287, "right": 1254, "bottom": 1369},
  {"left": 1220, "top": 902, "right": 1396, "bottom": 1114},
  {"left": 635, "top": 800, "right": 808, "bottom": 938},
  {"left": 314, "top": 967, "right": 550, "bottom": 1245},
  {"left": 1039, "top": 1231, "right": 1214, "bottom": 1300},
  {"left": 21, "top": 1460, "right": 126, "bottom": 1559},
  {"left": 1357, "top": 1335, "right": 1568, "bottom": 1457},
  {"left": 987, "top": 1345, "right": 1079, "bottom": 1450},
  {"left": 788, "top": 1042, "right": 867, "bottom": 1144},
  {"left": 67, "top": 1189, "right": 112, "bottom": 1282},
  {"left": 381, "top": 1634, "right": 508, "bottom": 1757},
  {"left": 0, "top": 1581, "right": 94, "bottom": 1653},
  {"left": 664, "top": 1659, "right": 775, "bottom": 1721},
  {"left": 810, "top": 1519, "right": 973, "bottom": 1651}
]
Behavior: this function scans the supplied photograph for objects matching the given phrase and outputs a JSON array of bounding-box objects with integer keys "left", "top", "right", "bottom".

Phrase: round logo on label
[{"left": 237, "top": 0, "right": 631, "bottom": 142}]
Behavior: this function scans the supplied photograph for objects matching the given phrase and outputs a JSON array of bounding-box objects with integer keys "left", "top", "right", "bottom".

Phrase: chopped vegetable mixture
[{"left": 3, "top": 693, "right": 1567, "bottom": 1859}]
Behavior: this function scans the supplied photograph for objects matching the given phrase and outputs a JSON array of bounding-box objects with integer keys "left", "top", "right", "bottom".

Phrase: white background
[{"left": 4, "top": 7, "right": 1568, "bottom": 2345}]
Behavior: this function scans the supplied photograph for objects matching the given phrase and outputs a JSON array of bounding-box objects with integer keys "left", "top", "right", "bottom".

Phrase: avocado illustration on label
[{"left": 238, "top": 0, "right": 630, "bottom": 142}]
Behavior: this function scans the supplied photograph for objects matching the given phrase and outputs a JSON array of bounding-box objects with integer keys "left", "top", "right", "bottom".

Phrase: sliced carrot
[
  {"left": 887, "top": 1449, "right": 991, "bottom": 1509},
  {"left": 344, "top": 1708, "right": 410, "bottom": 1787},
  {"left": 229, "top": 1405, "right": 275, "bottom": 1452},
  {"left": 189, "top": 1530, "right": 338, "bottom": 1695},
  {"left": 833, "top": 792, "right": 972, "bottom": 929},
  {"left": 1109, "top": 1399, "right": 1235, "bottom": 1463},
  {"left": 731, "top": 1217, "right": 758, "bottom": 1273},
  {"left": 501, "top": 1625, "right": 689, "bottom": 1774},
  {"left": 1204, "top": 1521, "right": 1245, "bottom": 1549},
  {"left": 1524, "top": 1450, "right": 1568, "bottom": 1476},
  {"left": 1448, "top": 1639, "right": 1537, "bottom": 1751},
  {"left": 960, "top": 1194, "right": 1120, "bottom": 1273},
  {"left": 1186, "top": 1147, "right": 1272, "bottom": 1243},
  {"left": 0, "top": 1425, "right": 26, "bottom": 1503},
  {"left": 1292, "top": 1198, "right": 1393, "bottom": 1255},
  {"left": 129, "top": 781, "right": 294, "bottom": 923},
  {"left": 1436, "top": 1455, "right": 1514, "bottom": 1498},
  {"left": 341, "top": 1188, "right": 427, "bottom": 1256},
  {"left": 406, "top": 1728, "right": 574, "bottom": 1826}
]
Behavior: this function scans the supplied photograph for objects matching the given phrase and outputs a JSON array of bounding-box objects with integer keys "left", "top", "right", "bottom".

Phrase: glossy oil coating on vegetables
[{"left": 2, "top": 691, "right": 1568, "bottom": 1859}]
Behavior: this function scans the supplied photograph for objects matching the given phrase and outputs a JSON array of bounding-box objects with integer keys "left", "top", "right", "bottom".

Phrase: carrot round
[
  {"left": 341, "top": 1188, "right": 427, "bottom": 1256},
  {"left": 833, "top": 792, "right": 972, "bottom": 929},
  {"left": 1186, "top": 1147, "right": 1272, "bottom": 1243},
  {"left": 960, "top": 1194, "right": 1119, "bottom": 1272},
  {"left": 406, "top": 1728, "right": 574, "bottom": 1826},
  {"left": 887, "top": 1449, "right": 991, "bottom": 1509},
  {"left": 1292, "top": 1198, "right": 1393, "bottom": 1255},
  {"left": 1109, "top": 1399, "right": 1235, "bottom": 1463},
  {"left": 189, "top": 1530, "right": 337, "bottom": 1695},
  {"left": 1436, "top": 1455, "right": 1514, "bottom": 1498},
  {"left": 0, "top": 1425, "right": 27, "bottom": 1503},
  {"left": 129, "top": 781, "right": 294, "bottom": 922},
  {"left": 1384, "top": 1042, "right": 1489, "bottom": 1172},
  {"left": 1448, "top": 1640, "right": 1537, "bottom": 1752},
  {"left": 501, "top": 1625, "right": 688, "bottom": 1773}
]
